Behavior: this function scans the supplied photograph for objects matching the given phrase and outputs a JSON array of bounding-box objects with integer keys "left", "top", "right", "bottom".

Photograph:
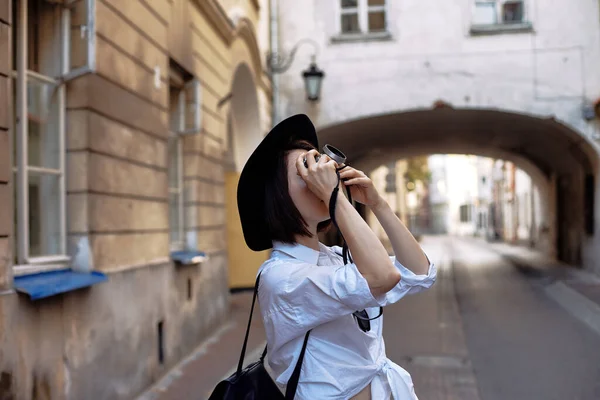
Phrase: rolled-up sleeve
[
  {"left": 383, "top": 255, "right": 437, "bottom": 305},
  {"left": 328, "top": 245, "right": 437, "bottom": 304},
  {"left": 259, "top": 260, "right": 385, "bottom": 348}
]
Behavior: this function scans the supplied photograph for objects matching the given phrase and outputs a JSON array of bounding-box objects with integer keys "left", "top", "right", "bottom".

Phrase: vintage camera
[{"left": 303, "top": 144, "right": 347, "bottom": 168}]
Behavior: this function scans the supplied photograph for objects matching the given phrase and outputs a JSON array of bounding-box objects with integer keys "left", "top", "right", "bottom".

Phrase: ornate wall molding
[{"left": 193, "top": 0, "right": 235, "bottom": 45}]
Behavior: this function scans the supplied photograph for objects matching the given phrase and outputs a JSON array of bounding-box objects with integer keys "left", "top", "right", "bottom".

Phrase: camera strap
[{"left": 328, "top": 166, "right": 347, "bottom": 255}]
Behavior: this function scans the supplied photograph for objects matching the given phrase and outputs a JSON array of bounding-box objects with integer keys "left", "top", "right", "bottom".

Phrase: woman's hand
[
  {"left": 296, "top": 150, "right": 339, "bottom": 203},
  {"left": 339, "top": 167, "right": 384, "bottom": 208}
]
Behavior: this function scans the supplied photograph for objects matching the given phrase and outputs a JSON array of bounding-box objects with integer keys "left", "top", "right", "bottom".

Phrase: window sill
[
  {"left": 170, "top": 250, "right": 209, "bottom": 266},
  {"left": 330, "top": 31, "right": 393, "bottom": 44},
  {"left": 470, "top": 22, "right": 533, "bottom": 36},
  {"left": 13, "top": 269, "right": 108, "bottom": 301}
]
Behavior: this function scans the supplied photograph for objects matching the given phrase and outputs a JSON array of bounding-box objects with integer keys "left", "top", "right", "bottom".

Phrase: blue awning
[
  {"left": 170, "top": 250, "right": 208, "bottom": 266},
  {"left": 14, "top": 270, "right": 108, "bottom": 301}
]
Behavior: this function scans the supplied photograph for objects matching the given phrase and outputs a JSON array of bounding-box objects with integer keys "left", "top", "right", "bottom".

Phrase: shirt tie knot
[{"left": 377, "top": 360, "right": 391, "bottom": 375}]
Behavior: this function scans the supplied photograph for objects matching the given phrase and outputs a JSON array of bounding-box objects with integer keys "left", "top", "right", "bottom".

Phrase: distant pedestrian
[{"left": 237, "top": 114, "right": 437, "bottom": 399}]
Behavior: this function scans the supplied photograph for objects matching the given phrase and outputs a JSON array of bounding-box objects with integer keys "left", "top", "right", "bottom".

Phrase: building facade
[
  {"left": 425, "top": 154, "right": 543, "bottom": 247},
  {"left": 428, "top": 155, "right": 450, "bottom": 235},
  {"left": 0, "top": 0, "right": 271, "bottom": 398},
  {"left": 276, "top": 0, "right": 600, "bottom": 273},
  {"left": 487, "top": 158, "right": 544, "bottom": 246}
]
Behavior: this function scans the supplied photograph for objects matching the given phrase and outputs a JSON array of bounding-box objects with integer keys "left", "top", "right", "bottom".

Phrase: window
[
  {"left": 340, "top": 0, "right": 360, "bottom": 34},
  {"left": 168, "top": 66, "right": 201, "bottom": 251},
  {"left": 10, "top": 0, "right": 94, "bottom": 271},
  {"left": 502, "top": 1, "right": 524, "bottom": 23},
  {"left": 473, "top": 0, "right": 525, "bottom": 26},
  {"left": 460, "top": 204, "right": 473, "bottom": 223},
  {"left": 339, "top": 0, "right": 387, "bottom": 35},
  {"left": 477, "top": 212, "right": 484, "bottom": 229}
]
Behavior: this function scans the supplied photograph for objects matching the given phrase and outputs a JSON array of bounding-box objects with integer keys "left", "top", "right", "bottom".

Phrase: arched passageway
[
  {"left": 317, "top": 108, "right": 599, "bottom": 269},
  {"left": 228, "top": 64, "right": 261, "bottom": 171}
]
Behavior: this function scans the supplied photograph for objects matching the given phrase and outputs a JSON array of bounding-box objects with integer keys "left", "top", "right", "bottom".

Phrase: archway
[
  {"left": 224, "top": 63, "right": 268, "bottom": 290},
  {"left": 317, "top": 108, "right": 599, "bottom": 268}
]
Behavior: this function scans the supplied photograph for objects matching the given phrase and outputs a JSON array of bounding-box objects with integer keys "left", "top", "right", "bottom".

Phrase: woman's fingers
[
  {"left": 305, "top": 149, "right": 320, "bottom": 168},
  {"left": 343, "top": 177, "right": 370, "bottom": 186},
  {"left": 296, "top": 153, "right": 309, "bottom": 177},
  {"left": 318, "top": 153, "right": 331, "bottom": 164},
  {"left": 339, "top": 167, "right": 365, "bottom": 179}
]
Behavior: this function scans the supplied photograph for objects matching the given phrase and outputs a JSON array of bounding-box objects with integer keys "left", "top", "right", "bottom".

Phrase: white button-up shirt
[{"left": 257, "top": 241, "right": 437, "bottom": 399}]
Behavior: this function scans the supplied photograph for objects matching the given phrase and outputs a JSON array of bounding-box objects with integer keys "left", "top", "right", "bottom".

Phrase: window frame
[
  {"left": 339, "top": 1, "right": 360, "bottom": 35},
  {"left": 366, "top": 0, "right": 386, "bottom": 33},
  {"left": 10, "top": 0, "right": 66, "bottom": 274},
  {"left": 500, "top": 0, "right": 526, "bottom": 24},
  {"left": 459, "top": 204, "right": 474, "bottom": 223},
  {"left": 11, "top": 0, "right": 96, "bottom": 275},
  {"left": 167, "top": 74, "right": 201, "bottom": 252},
  {"left": 471, "top": 0, "right": 532, "bottom": 34},
  {"left": 168, "top": 88, "right": 186, "bottom": 252},
  {"left": 336, "top": 0, "right": 389, "bottom": 37}
]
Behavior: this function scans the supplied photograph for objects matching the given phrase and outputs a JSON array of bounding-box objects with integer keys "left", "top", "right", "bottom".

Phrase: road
[{"left": 385, "top": 236, "right": 600, "bottom": 400}]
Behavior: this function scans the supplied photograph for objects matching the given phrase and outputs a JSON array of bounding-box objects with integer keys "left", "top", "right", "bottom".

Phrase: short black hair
[{"left": 264, "top": 139, "right": 332, "bottom": 245}]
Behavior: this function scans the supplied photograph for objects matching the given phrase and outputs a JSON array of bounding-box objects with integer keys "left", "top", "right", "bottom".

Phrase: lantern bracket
[{"left": 266, "top": 38, "right": 320, "bottom": 74}]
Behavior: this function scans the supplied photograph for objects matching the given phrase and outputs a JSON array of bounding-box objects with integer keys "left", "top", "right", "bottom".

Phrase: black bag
[{"left": 208, "top": 273, "right": 310, "bottom": 400}]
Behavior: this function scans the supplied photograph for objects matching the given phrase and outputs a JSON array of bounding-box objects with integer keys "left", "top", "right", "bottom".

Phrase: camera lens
[{"left": 322, "top": 145, "right": 346, "bottom": 165}]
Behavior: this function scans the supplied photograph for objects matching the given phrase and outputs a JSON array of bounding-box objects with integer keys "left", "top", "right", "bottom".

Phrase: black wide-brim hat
[{"left": 237, "top": 114, "right": 318, "bottom": 251}]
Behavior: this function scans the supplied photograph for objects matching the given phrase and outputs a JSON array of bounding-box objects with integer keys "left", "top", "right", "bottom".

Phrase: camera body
[
  {"left": 303, "top": 144, "right": 346, "bottom": 168},
  {"left": 303, "top": 154, "right": 321, "bottom": 168}
]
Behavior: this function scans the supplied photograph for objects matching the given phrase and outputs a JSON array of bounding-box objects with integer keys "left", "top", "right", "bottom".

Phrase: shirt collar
[{"left": 272, "top": 241, "right": 321, "bottom": 264}]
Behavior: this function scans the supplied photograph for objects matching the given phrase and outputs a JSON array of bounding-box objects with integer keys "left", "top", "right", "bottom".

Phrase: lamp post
[{"left": 267, "top": 38, "right": 325, "bottom": 123}]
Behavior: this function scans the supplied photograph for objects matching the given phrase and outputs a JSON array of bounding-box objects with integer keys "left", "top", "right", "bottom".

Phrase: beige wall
[
  {"left": 0, "top": 0, "right": 271, "bottom": 398},
  {"left": 66, "top": 0, "right": 244, "bottom": 274}
]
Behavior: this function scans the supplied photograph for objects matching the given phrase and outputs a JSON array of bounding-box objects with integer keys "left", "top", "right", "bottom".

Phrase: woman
[{"left": 237, "top": 114, "right": 436, "bottom": 399}]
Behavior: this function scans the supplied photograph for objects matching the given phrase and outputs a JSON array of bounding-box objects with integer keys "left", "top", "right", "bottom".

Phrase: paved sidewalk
[
  {"left": 137, "top": 292, "right": 266, "bottom": 400},
  {"left": 468, "top": 236, "right": 600, "bottom": 337}
]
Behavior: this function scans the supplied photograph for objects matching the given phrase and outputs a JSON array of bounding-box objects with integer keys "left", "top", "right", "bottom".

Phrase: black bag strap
[
  {"left": 236, "top": 272, "right": 262, "bottom": 375},
  {"left": 285, "top": 329, "right": 311, "bottom": 399},
  {"left": 236, "top": 271, "right": 310, "bottom": 399}
]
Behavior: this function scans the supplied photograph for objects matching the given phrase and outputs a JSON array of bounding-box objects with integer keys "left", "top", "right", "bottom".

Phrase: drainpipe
[{"left": 269, "top": 0, "right": 280, "bottom": 126}]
